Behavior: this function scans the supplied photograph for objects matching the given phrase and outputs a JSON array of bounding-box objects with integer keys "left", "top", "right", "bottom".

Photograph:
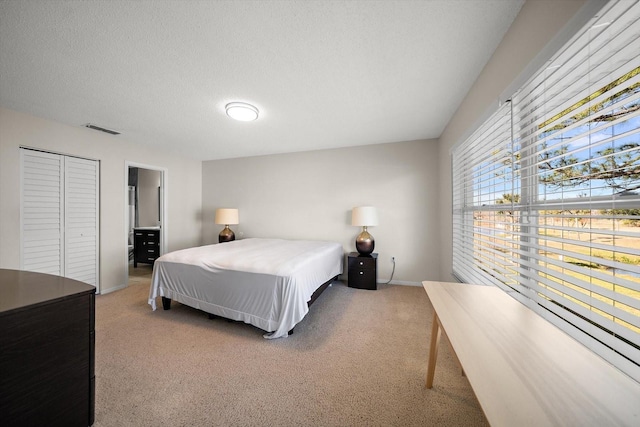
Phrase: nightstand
[
  {"left": 133, "top": 227, "right": 160, "bottom": 267},
  {"left": 348, "top": 252, "right": 377, "bottom": 290}
]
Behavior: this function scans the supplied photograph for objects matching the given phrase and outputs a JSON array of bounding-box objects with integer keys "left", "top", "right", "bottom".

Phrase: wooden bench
[{"left": 422, "top": 280, "right": 640, "bottom": 426}]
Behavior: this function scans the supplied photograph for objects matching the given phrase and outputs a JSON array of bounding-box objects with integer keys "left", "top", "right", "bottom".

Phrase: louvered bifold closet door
[
  {"left": 21, "top": 150, "right": 64, "bottom": 276},
  {"left": 21, "top": 148, "right": 100, "bottom": 289},
  {"left": 65, "top": 157, "right": 99, "bottom": 286}
]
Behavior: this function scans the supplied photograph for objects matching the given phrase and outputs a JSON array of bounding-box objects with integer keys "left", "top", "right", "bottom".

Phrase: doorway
[{"left": 124, "top": 162, "right": 167, "bottom": 285}]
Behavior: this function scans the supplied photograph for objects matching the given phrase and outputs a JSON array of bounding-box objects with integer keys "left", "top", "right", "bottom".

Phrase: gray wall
[
  {"left": 436, "top": 0, "right": 591, "bottom": 281},
  {"left": 202, "top": 139, "right": 439, "bottom": 284},
  {"left": 0, "top": 107, "right": 203, "bottom": 293}
]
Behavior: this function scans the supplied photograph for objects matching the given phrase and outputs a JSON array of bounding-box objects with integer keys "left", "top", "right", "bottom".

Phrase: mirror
[{"left": 126, "top": 164, "right": 165, "bottom": 285}]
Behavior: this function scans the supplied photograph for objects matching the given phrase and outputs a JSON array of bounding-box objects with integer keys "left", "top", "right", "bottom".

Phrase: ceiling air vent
[{"left": 84, "top": 123, "right": 121, "bottom": 135}]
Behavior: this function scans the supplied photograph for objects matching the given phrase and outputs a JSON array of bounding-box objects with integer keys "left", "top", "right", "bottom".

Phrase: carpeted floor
[{"left": 94, "top": 267, "right": 487, "bottom": 426}]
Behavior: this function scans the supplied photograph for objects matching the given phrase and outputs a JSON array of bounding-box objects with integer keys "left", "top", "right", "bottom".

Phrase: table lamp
[
  {"left": 351, "top": 206, "right": 378, "bottom": 255},
  {"left": 215, "top": 208, "right": 239, "bottom": 243}
]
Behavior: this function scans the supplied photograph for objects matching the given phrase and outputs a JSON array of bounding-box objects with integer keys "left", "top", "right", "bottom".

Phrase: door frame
[{"left": 124, "top": 161, "right": 168, "bottom": 285}]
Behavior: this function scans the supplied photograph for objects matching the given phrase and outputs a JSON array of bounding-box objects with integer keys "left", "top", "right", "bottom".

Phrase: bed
[{"left": 148, "top": 238, "right": 343, "bottom": 338}]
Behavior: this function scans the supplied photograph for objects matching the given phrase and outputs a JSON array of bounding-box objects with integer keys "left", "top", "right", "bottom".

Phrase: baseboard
[
  {"left": 338, "top": 275, "right": 421, "bottom": 287},
  {"left": 379, "top": 280, "right": 421, "bottom": 287}
]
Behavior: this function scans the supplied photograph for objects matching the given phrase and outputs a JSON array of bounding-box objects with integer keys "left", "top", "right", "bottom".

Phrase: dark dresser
[
  {"left": 0, "top": 269, "right": 95, "bottom": 426},
  {"left": 348, "top": 252, "right": 378, "bottom": 290},
  {"left": 133, "top": 227, "right": 160, "bottom": 267}
]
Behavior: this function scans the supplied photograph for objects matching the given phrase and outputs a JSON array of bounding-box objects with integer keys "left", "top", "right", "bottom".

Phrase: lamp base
[
  {"left": 219, "top": 226, "right": 235, "bottom": 243},
  {"left": 355, "top": 229, "right": 374, "bottom": 255}
]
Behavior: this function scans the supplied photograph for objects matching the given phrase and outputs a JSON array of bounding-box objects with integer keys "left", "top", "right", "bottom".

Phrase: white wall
[
  {"left": 0, "top": 107, "right": 202, "bottom": 293},
  {"left": 202, "top": 139, "right": 439, "bottom": 284},
  {"left": 436, "top": 0, "right": 591, "bottom": 281},
  {"left": 0, "top": 0, "right": 594, "bottom": 291}
]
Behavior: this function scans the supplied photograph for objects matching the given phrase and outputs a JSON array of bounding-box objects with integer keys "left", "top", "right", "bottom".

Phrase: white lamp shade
[
  {"left": 215, "top": 208, "right": 239, "bottom": 225},
  {"left": 351, "top": 206, "right": 378, "bottom": 227}
]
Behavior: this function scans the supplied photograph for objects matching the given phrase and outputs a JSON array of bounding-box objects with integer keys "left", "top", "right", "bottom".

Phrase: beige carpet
[{"left": 94, "top": 266, "right": 488, "bottom": 426}]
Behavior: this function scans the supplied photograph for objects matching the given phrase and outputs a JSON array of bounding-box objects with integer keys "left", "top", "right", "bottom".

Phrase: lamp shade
[
  {"left": 225, "top": 102, "right": 259, "bottom": 121},
  {"left": 215, "top": 208, "right": 239, "bottom": 225},
  {"left": 351, "top": 206, "right": 378, "bottom": 227}
]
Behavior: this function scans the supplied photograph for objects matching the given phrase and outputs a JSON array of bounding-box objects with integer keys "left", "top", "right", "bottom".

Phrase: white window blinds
[
  {"left": 452, "top": 0, "right": 640, "bottom": 382},
  {"left": 452, "top": 102, "right": 515, "bottom": 289}
]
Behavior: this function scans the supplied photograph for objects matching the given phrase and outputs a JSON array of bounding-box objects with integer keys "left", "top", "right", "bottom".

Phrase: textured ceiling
[{"left": 0, "top": 0, "right": 524, "bottom": 161}]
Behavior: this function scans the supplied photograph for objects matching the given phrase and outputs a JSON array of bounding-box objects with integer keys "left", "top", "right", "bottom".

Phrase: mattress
[{"left": 148, "top": 238, "right": 343, "bottom": 338}]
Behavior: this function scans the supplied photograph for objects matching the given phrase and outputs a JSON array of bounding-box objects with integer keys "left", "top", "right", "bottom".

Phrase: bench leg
[
  {"left": 426, "top": 312, "right": 441, "bottom": 389},
  {"left": 441, "top": 328, "right": 465, "bottom": 378}
]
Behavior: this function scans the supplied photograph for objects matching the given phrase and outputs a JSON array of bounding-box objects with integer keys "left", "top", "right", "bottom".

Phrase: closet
[{"left": 20, "top": 149, "right": 100, "bottom": 289}]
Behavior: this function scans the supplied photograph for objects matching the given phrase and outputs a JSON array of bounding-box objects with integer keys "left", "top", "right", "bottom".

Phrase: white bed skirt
[{"left": 148, "top": 238, "right": 343, "bottom": 338}]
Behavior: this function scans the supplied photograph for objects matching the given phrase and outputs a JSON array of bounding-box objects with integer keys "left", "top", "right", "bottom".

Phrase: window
[{"left": 452, "top": 0, "right": 640, "bottom": 382}]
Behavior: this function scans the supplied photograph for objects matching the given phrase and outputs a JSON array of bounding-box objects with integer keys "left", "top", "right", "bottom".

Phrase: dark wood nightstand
[
  {"left": 348, "top": 252, "right": 377, "bottom": 290},
  {"left": 133, "top": 227, "right": 160, "bottom": 267},
  {"left": 0, "top": 269, "right": 95, "bottom": 426}
]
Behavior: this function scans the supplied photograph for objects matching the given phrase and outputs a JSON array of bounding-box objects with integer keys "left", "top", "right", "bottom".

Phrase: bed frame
[{"left": 160, "top": 275, "right": 339, "bottom": 334}]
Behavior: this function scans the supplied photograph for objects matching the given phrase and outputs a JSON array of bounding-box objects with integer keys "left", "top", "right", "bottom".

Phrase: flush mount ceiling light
[{"left": 225, "top": 102, "right": 259, "bottom": 121}]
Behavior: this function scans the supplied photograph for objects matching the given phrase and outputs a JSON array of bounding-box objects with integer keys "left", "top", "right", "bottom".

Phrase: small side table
[
  {"left": 133, "top": 227, "right": 160, "bottom": 267},
  {"left": 348, "top": 252, "right": 377, "bottom": 290}
]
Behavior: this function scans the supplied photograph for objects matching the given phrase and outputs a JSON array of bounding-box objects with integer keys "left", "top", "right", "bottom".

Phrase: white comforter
[{"left": 148, "top": 238, "right": 343, "bottom": 338}]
